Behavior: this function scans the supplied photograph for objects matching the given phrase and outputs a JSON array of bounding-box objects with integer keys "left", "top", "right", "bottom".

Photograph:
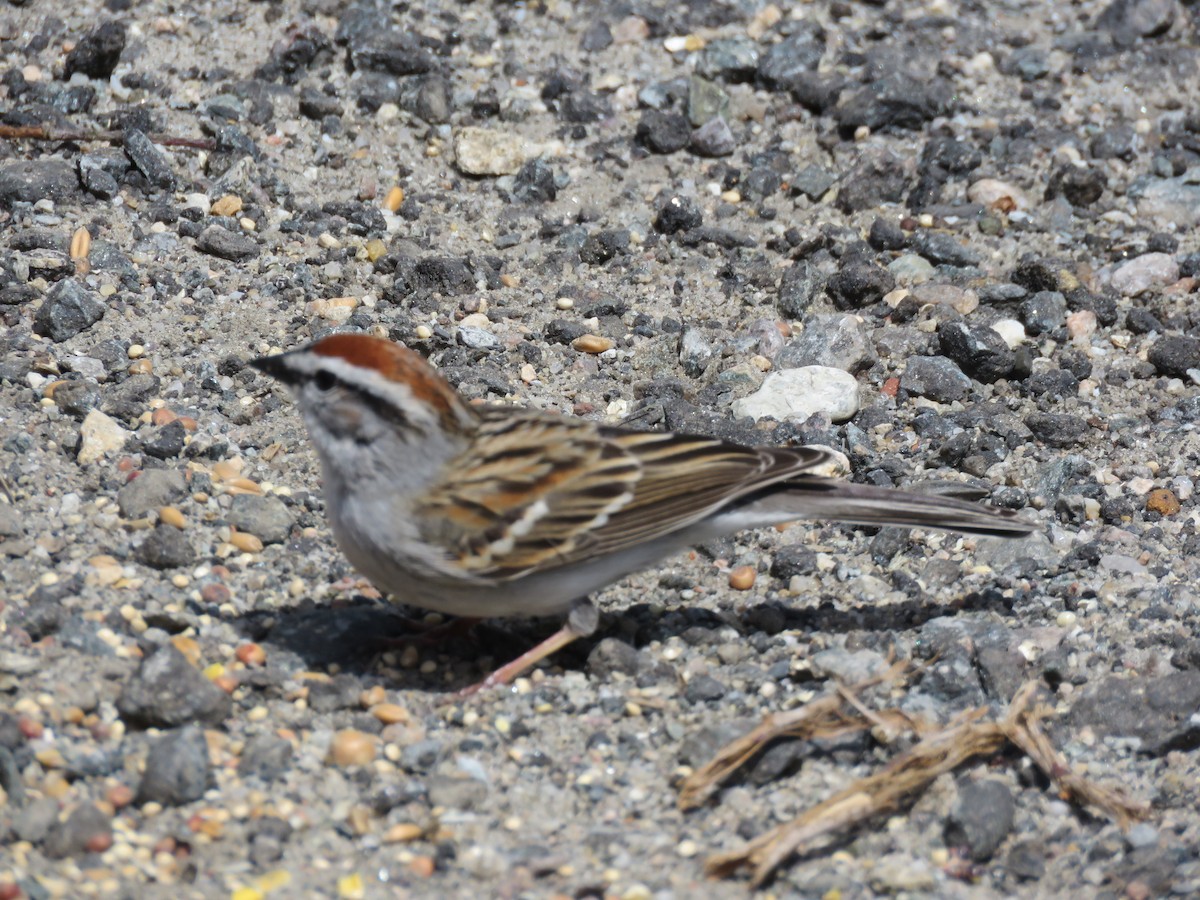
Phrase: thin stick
[{"left": 0, "top": 124, "right": 216, "bottom": 151}]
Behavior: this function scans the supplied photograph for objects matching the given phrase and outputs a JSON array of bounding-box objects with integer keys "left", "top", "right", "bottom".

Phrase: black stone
[
  {"left": 825, "top": 260, "right": 894, "bottom": 309},
  {"left": 770, "top": 545, "right": 818, "bottom": 579},
  {"left": 33, "top": 279, "right": 106, "bottom": 342},
  {"left": 653, "top": 194, "right": 703, "bottom": 235},
  {"left": 868, "top": 217, "right": 906, "bottom": 251},
  {"left": 835, "top": 73, "right": 954, "bottom": 132},
  {"left": 1147, "top": 335, "right": 1200, "bottom": 376},
  {"left": 580, "top": 229, "right": 630, "bottom": 265},
  {"left": 63, "top": 21, "right": 126, "bottom": 79},
  {"left": 635, "top": 110, "right": 690, "bottom": 154},
  {"left": 1044, "top": 164, "right": 1106, "bottom": 206},
  {"left": 937, "top": 321, "right": 1015, "bottom": 382}
]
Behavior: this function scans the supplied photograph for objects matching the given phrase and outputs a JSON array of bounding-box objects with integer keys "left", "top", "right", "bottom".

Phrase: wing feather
[{"left": 415, "top": 409, "right": 835, "bottom": 579}]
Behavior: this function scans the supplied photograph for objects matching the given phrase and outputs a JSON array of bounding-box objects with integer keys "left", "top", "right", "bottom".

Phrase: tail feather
[{"left": 753, "top": 475, "right": 1036, "bottom": 539}]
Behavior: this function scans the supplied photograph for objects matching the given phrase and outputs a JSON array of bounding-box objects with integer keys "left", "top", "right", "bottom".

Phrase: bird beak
[{"left": 249, "top": 351, "right": 293, "bottom": 383}]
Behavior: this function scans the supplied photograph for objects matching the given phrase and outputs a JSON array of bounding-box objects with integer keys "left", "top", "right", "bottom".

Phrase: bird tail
[{"left": 749, "top": 475, "right": 1036, "bottom": 539}]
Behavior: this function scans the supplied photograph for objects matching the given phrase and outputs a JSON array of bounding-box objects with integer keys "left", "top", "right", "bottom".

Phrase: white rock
[
  {"left": 967, "top": 178, "right": 1032, "bottom": 211},
  {"left": 453, "top": 127, "right": 526, "bottom": 176},
  {"left": 991, "top": 318, "right": 1026, "bottom": 349},
  {"left": 78, "top": 410, "right": 130, "bottom": 464},
  {"left": 731, "top": 366, "right": 859, "bottom": 423}
]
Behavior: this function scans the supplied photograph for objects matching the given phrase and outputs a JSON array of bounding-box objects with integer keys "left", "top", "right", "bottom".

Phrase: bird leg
[{"left": 456, "top": 600, "right": 600, "bottom": 698}]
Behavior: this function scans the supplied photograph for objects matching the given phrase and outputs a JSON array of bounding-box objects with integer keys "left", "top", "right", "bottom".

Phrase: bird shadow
[{"left": 234, "top": 586, "right": 1014, "bottom": 693}]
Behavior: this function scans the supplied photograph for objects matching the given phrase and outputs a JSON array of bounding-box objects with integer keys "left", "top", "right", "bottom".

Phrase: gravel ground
[{"left": 3, "top": 0, "right": 1200, "bottom": 897}]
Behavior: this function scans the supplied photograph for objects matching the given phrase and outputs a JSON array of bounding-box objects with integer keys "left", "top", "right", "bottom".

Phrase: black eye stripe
[{"left": 310, "top": 369, "right": 416, "bottom": 432}]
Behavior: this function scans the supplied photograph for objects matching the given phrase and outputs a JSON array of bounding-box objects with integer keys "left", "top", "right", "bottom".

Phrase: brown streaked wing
[
  {"left": 564, "top": 430, "right": 832, "bottom": 560},
  {"left": 415, "top": 411, "right": 643, "bottom": 577},
  {"left": 417, "top": 407, "right": 836, "bottom": 579}
]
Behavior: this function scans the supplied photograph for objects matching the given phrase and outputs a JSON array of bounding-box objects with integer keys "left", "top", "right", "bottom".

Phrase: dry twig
[
  {"left": 0, "top": 124, "right": 216, "bottom": 151},
  {"left": 689, "top": 678, "right": 1150, "bottom": 887}
]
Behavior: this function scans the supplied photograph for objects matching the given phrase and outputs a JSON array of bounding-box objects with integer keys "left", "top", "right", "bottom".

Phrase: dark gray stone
[
  {"left": 513, "top": 158, "right": 557, "bottom": 203},
  {"left": 1069, "top": 671, "right": 1200, "bottom": 755},
  {"left": 837, "top": 149, "right": 909, "bottom": 212},
  {"left": 238, "top": 734, "right": 294, "bottom": 781},
  {"left": 136, "top": 525, "right": 195, "bottom": 570},
  {"left": 1148, "top": 335, "right": 1200, "bottom": 377},
  {"left": 227, "top": 493, "right": 292, "bottom": 544},
  {"left": 0, "top": 159, "right": 82, "bottom": 205},
  {"left": 587, "top": 638, "right": 648, "bottom": 679},
  {"left": 136, "top": 725, "right": 211, "bottom": 806},
  {"left": 33, "top": 279, "right": 106, "bottom": 342},
  {"left": 683, "top": 674, "right": 727, "bottom": 703},
  {"left": 945, "top": 779, "right": 1015, "bottom": 861},
  {"left": 777, "top": 314, "right": 878, "bottom": 373},
  {"left": 696, "top": 38, "right": 759, "bottom": 82},
  {"left": 117, "top": 468, "right": 187, "bottom": 519},
  {"left": 756, "top": 24, "right": 825, "bottom": 89},
  {"left": 911, "top": 231, "right": 980, "bottom": 267},
  {"left": 1019, "top": 291, "right": 1068, "bottom": 335},
  {"left": 1026, "top": 412, "right": 1089, "bottom": 447},
  {"left": 777, "top": 260, "right": 825, "bottom": 318},
  {"left": 141, "top": 420, "right": 187, "bottom": 459},
  {"left": 117, "top": 645, "right": 231, "bottom": 728},
  {"left": 902, "top": 355, "right": 971, "bottom": 402},
  {"left": 689, "top": 116, "right": 737, "bottom": 157},
  {"left": 835, "top": 73, "right": 954, "bottom": 132},
  {"left": 123, "top": 129, "right": 176, "bottom": 190},
  {"left": 42, "top": 803, "right": 111, "bottom": 859},
  {"left": 52, "top": 379, "right": 102, "bottom": 418},
  {"left": 196, "top": 226, "right": 260, "bottom": 261}
]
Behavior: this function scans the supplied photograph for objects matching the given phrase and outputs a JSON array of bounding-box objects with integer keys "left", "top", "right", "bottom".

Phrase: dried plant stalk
[{"left": 695, "top": 679, "right": 1150, "bottom": 887}]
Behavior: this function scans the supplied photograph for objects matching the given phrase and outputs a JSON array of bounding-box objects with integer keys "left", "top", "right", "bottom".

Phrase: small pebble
[
  {"left": 328, "top": 730, "right": 377, "bottom": 767},
  {"left": 728, "top": 566, "right": 756, "bottom": 590},
  {"left": 572, "top": 334, "right": 615, "bottom": 354}
]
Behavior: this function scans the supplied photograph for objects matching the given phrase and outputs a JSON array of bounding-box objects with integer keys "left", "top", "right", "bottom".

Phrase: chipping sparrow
[{"left": 252, "top": 334, "right": 1034, "bottom": 694}]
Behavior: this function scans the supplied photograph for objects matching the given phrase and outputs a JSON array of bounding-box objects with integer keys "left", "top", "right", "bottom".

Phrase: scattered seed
[
  {"left": 728, "top": 566, "right": 756, "bottom": 590},
  {"left": 572, "top": 334, "right": 614, "bottom": 354}
]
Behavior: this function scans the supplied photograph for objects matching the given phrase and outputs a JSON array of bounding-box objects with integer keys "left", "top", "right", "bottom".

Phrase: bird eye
[{"left": 314, "top": 371, "right": 338, "bottom": 392}]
